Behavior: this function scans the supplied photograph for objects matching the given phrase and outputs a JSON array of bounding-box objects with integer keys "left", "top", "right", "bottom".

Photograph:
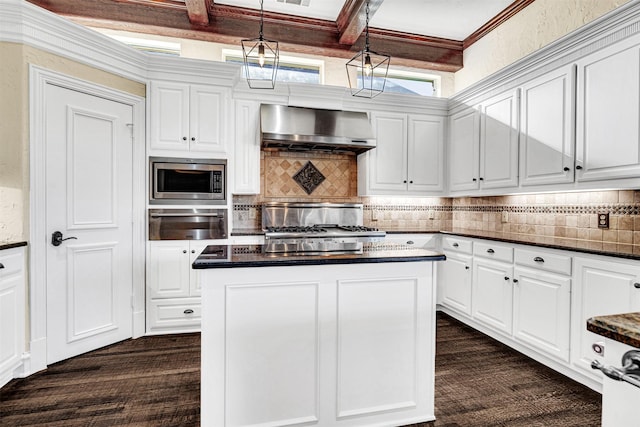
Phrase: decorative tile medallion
[{"left": 292, "top": 161, "right": 325, "bottom": 195}]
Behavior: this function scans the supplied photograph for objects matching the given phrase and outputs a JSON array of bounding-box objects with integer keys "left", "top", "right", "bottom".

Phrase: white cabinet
[
  {"left": 0, "top": 246, "right": 25, "bottom": 389},
  {"left": 598, "top": 338, "right": 640, "bottom": 427},
  {"left": 440, "top": 251, "right": 473, "bottom": 316},
  {"left": 359, "top": 112, "right": 444, "bottom": 195},
  {"left": 449, "top": 89, "right": 519, "bottom": 193},
  {"left": 149, "top": 81, "right": 229, "bottom": 155},
  {"left": 146, "top": 240, "right": 219, "bottom": 333},
  {"left": 513, "top": 248, "right": 572, "bottom": 363},
  {"left": 520, "top": 64, "right": 576, "bottom": 186},
  {"left": 232, "top": 99, "right": 261, "bottom": 194},
  {"left": 472, "top": 243, "right": 514, "bottom": 335},
  {"left": 571, "top": 256, "right": 640, "bottom": 381},
  {"left": 575, "top": 35, "right": 640, "bottom": 182}
]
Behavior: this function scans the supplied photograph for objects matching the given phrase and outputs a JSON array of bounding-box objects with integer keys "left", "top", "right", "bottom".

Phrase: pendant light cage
[
  {"left": 345, "top": 1, "right": 390, "bottom": 98},
  {"left": 241, "top": 0, "right": 280, "bottom": 89}
]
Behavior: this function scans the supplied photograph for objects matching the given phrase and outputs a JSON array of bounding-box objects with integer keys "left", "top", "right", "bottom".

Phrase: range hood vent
[{"left": 260, "top": 104, "right": 376, "bottom": 155}]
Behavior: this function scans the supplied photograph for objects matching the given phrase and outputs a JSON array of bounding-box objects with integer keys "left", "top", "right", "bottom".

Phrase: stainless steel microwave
[{"left": 150, "top": 157, "right": 226, "bottom": 205}]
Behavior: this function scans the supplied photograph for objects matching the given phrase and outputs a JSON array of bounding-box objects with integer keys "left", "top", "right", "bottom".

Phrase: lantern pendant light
[
  {"left": 241, "top": 0, "right": 280, "bottom": 89},
  {"left": 345, "top": 0, "right": 390, "bottom": 98}
]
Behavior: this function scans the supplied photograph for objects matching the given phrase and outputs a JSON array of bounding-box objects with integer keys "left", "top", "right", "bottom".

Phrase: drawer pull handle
[
  {"left": 184, "top": 309, "right": 194, "bottom": 315},
  {"left": 634, "top": 283, "right": 640, "bottom": 289},
  {"left": 487, "top": 248, "right": 495, "bottom": 254},
  {"left": 406, "top": 240, "right": 414, "bottom": 245},
  {"left": 0, "top": 263, "right": 4, "bottom": 269},
  {"left": 533, "top": 257, "right": 544, "bottom": 263},
  {"left": 452, "top": 243, "right": 459, "bottom": 248}
]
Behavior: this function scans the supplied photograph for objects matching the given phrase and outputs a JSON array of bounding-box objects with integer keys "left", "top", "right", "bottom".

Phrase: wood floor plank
[{"left": 0, "top": 313, "right": 600, "bottom": 426}]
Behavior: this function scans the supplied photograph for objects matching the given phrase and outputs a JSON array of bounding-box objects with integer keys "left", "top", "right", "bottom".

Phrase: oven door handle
[{"left": 150, "top": 213, "right": 221, "bottom": 218}]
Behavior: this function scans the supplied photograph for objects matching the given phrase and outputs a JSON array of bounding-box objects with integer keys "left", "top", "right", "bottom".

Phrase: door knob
[{"left": 51, "top": 231, "right": 77, "bottom": 247}]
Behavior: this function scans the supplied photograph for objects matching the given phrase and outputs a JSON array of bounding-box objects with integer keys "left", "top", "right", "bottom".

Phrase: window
[
  {"left": 382, "top": 69, "right": 440, "bottom": 97},
  {"left": 223, "top": 50, "right": 323, "bottom": 85}
]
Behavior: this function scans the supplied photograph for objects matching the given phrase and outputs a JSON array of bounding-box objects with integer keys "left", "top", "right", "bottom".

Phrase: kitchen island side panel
[{"left": 201, "top": 261, "right": 436, "bottom": 427}]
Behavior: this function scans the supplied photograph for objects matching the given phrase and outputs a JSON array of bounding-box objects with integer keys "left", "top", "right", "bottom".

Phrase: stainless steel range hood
[{"left": 260, "top": 104, "right": 376, "bottom": 154}]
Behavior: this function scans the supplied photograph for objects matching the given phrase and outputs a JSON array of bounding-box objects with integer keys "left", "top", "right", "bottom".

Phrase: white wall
[{"left": 455, "top": 0, "right": 630, "bottom": 92}]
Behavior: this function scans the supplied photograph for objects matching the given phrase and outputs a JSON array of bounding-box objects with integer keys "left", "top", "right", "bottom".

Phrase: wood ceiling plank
[
  {"left": 185, "top": 0, "right": 209, "bottom": 26},
  {"left": 464, "top": 0, "right": 536, "bottom": 49},
  {"left": 26, "top": 0, "right": 463, "bottom": 71},
  {"left": 336, "top": 0, "right": 384, "bottom": 46}
]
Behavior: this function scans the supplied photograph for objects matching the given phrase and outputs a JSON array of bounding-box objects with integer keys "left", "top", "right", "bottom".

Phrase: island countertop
[
  {"left": 192, "top": 243, "right": 445, "bottom": 269},
  {"left": 587, "top": 312, "right": 640, "bottom": 348}
]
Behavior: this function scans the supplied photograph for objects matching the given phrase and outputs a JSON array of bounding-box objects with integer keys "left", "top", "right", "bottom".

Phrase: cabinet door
[
  {"left": 576, "top": 39, "right": 640, "bottom": 181},
  {"left": 448, "top": 107, "right": 480, "bottom": 192},
  {"left": 472, "top": 258, "right": 513, "bottom": 334},
  {"left": 189, "top": 241, "right": 211, "bottom": 296},
  {"left": 189, "top": 85, "right": 227, "bottom": 153},
  {"left": 147, "top": 241, "right": 190, "bottom": 299},
  {"left": 0, "top": 248, "right": 25, "bottom": 387},
  {"left": 513, "top": 267, "right": 571, "bottom": 362},
  {"left": 520, "top": 65, "right": 576, "bottom": 186},
  {"left": 149, "top": 82, "right": 190, "bottom": 151},
  {"left": 479, "top": 90, "right": 519, "bottom": 189},
  {"left": 368, "top": 112, "right": 408, "bottom": 192},
  {"left": 571, "top": 257, "right": 640, "bottom": 380},
  {"left": 407, "top": 114, "right": 444, "bottom": 193},
  {"left": 440, "top": 252, "right": 473, "bottom": 316},
  {"left": 233, "top": 100, "right": 261, "bottom": 194}
]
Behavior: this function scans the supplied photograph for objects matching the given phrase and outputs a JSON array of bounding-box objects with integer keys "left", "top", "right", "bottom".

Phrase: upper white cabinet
[
  {"left": 232, "top": 99, "right": 261, "bottom": 194},
  {"left": 359, "top": 111, "right": 445, "bottom": 196},
  {"left": 520, "top": 64, "right": 576, "bottom": 186},
  {"left": 576, "top": 36, "right": 640, "bottom": 182},
  {"left": 449, "top": 90, "right": 519, "bottom": 193},
  {"left": 149, "top": 81, "right": 230, "bottom": 155}
]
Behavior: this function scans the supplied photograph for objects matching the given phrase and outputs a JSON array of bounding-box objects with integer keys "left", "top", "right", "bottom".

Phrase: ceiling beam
[
  {"left": 464, "top": 0, "right": 536, "bottom": 49},
  {"left": 25, "top": 0, "right": 463, "bottom": 72},
  {"left": 185, "top": 0, "right": 209, "bottom": 26},
  {"left": 336, "top": 0, "right": 384, "bottom": 46}
]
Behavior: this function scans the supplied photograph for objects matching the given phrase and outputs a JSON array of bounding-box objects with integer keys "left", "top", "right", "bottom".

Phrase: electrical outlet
[
  {"left": 501, "top": 210, "right": 509, "bottom": 223},
  {"left": 371, "top": 209, "right": 378, "bottom": 221},
  {"left": 597, "top": 212, "right": 609, "bottom": 229},
  {"left": 428, "top": 209, "right": 435, "bottom": 220},
  {"left": 248, "top": 207, "right": 256, "bottom": 220}
]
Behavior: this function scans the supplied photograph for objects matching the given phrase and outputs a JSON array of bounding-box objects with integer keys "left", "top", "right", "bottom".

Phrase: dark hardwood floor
[{"left": 0, "top": 313, "right": 601, "bottom": 426}]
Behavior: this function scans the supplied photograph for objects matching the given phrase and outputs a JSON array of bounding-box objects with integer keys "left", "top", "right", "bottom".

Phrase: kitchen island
[{"left": 195, "top": 244, "right": 445, "bottom": 427}]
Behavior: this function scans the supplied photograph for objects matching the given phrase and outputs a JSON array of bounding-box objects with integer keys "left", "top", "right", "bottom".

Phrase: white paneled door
[{"left": 45, "top": 84, "right": 134, "bottom": 364}]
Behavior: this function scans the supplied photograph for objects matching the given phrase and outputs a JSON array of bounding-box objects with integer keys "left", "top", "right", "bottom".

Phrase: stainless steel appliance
[
  {"left": 262, "top": 202, "right": 384, "bottom": 255},
  {"left": 260, "top": 104, "right": 376, "bottom": 154},
  {"left": 150, "top": 157, "right": 226, "bottom": 204},
  {"left": 149, "top": 209, "right": 227, "bottom": 240}
]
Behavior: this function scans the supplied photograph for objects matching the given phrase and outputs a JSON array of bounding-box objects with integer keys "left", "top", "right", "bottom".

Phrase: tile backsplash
[{"left": 234, "top": 188, "right": 640, "bottom": 252}]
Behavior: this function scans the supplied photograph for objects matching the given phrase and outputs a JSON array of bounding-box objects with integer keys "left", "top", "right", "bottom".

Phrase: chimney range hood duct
[{"left": 260, "top": 104, "right": 376, "bottom": 154}]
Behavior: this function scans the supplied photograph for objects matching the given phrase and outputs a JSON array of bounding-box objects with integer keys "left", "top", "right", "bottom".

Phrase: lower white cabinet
[
  {"left": 439, "top": 251, "right": 472, "bottom": 316},
  {"left": 472, "top": 256, "right": 514, "bottom": 335},
  {"left": 146, "top": 240, "right": 219, "bottom": 333},
  {"left": 0, "top": 246, "right": 26, "bottom": 389},
  {"left": 571, "top": 256, "right": 640, "bottom": 382}
]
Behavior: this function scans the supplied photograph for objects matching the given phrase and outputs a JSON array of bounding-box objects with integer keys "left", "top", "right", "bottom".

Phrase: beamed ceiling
[{"left": 26, "top": 0, "right": 536, "bottom": 72}]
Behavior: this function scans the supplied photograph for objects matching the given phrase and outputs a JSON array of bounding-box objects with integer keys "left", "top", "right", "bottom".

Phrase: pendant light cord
[
  {"left": 364, "top": 1, "right": 370, "bottom": 53},
  {"left": 259, "top": 0, "right": 264, "bottom": 41}
]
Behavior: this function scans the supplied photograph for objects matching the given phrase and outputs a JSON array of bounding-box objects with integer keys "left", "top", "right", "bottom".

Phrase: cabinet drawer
[
  {"left": 474, "top": 241, "right": 513, "bottom": 263},
  {"left": 442, "top": 237, "right": 472, "bottom": 254},
  {"left": 0, "top": 248, "right": 25, "bottom": 278},
  {"left": 515, "top": 248, "right": 571, "bottom": 275},
  {"left": 148, "top": 298, "right": 201, "bottom": 331}
]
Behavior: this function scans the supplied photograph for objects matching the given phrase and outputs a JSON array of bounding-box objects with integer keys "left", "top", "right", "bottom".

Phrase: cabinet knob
[
  {"left": 0, "top": 263, "right": 4, "bottom": 269},
  {"left": 479, "top": 177, "right": 484, "bottom": 181},
  {"left": 563, "top": 167, "right": 570, "bottom": 172},
  {"left": 634, "top": 283, "right": 640, "bottom": 289},
  {"left": 409, "top": 180, "right": 413, "bottom": 184},
  {"left": 533, "top": 256, "right": 544, "bottom": 263},
  {"left": 465, "top": 266, "right": 470, "bottom": 270},
  {"left": 191, "top": 250, "right": 196, "bottom": 253},
  {"left": 183, "top": 309, "right": 194, "bottom": 315},
  {"left": 403, "top": 180, "right": 407, "bottom": 183},
  {"left": 504, "top": 276, "right": 510, "bottom": 281},
  {"left": 472, "top": 178, "right": 477, "bottom": 182},
  {"left": 182, "top": 250, "right": 187, "bottom": 254},
  {"left": 191, "top": 137, "right": 195, "bottom": 141},
  {"left": 487, "top": 248, "right": 495, "bottom": 254},
  {"left": 575, "top": 165, "right": 583, "bottom": 170},
  {"left": 513, "top": 278, "right": 519, "bottom": 283},
  {"left": 182, "top": 136, "right": 187, "bottom": 141}
]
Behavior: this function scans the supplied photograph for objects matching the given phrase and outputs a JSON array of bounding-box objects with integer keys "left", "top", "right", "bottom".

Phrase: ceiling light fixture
[
  {"left": 241, "top": 0, "right": 280, "bottom": 89},
  {"left": 345, "top": 0, "right": 390, "bottom": 98}
]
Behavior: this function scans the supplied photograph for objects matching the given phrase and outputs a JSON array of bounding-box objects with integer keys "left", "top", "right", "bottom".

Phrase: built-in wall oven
[
  {"left": 149, "top": 209, "right": 227, "bottom": 240},
  {"left": 149, "top": 157, "right": 226, "bottom": 205}
]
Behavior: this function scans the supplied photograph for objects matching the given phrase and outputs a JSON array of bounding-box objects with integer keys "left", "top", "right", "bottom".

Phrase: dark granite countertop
[
  {"left": 0, "top": 241, "right": 27, "bottom": 251},
  {"left": 587, "top": 313, "right": 640, "bottom": 348},
  {"left": 193, "top": 243, "right": 445, "bottom": 269},
  {"left": 230, "top": 228, "right": 640, "bottom": 260}
]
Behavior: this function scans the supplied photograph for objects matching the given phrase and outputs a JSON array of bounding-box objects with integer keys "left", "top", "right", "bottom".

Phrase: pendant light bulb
[
  {"left": 364, "top": 54, "right": 372, "bottom": 76},
  {"left": 258, "top": 43, "right": 265, "bottom": 68}
]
